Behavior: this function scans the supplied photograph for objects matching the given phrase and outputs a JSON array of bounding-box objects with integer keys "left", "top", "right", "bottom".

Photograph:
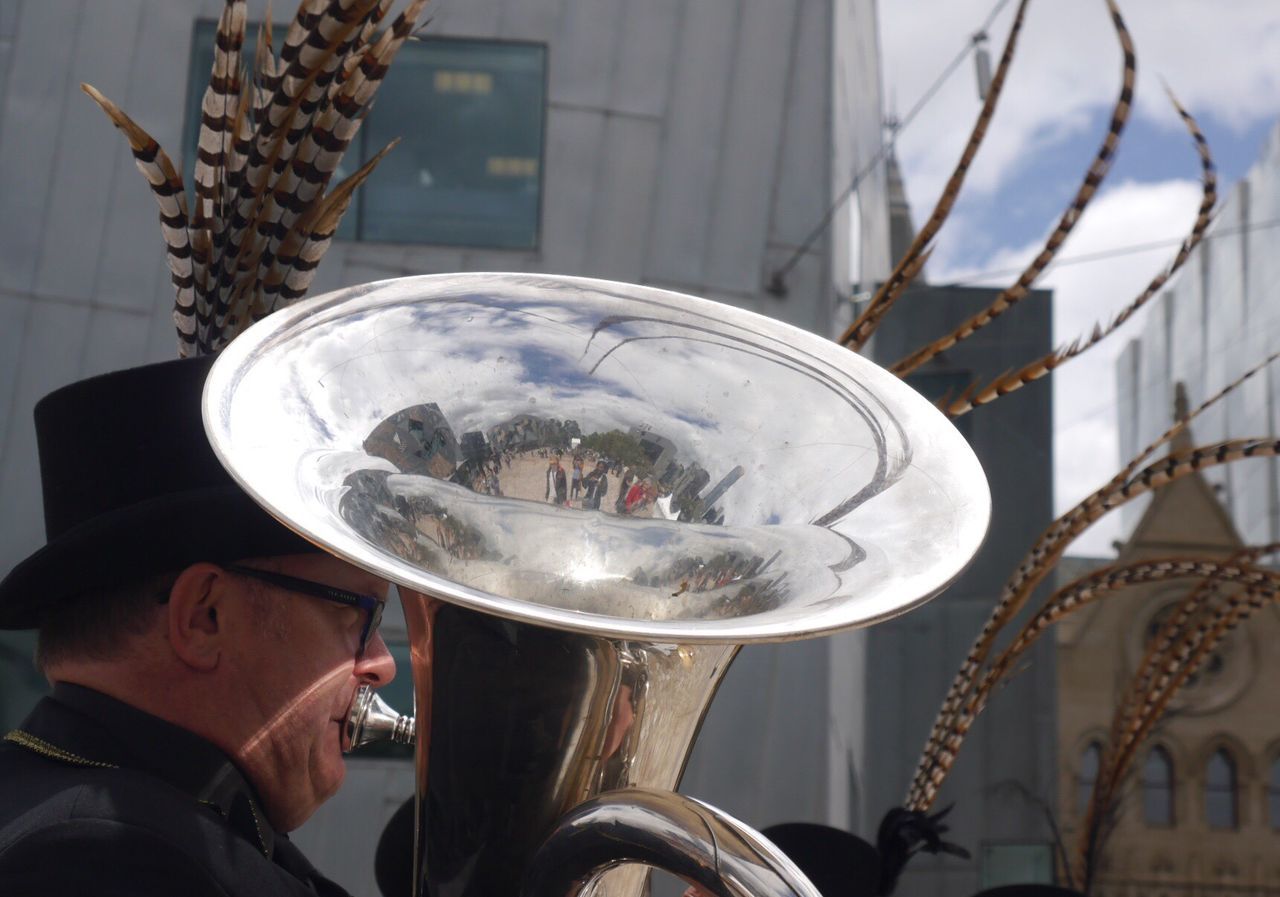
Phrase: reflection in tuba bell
[{"left": 203, "top": 273, "right": 990, "bottom": 897}]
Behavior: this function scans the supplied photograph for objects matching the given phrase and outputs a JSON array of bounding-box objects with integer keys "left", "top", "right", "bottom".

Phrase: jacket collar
[{"left": 10, "top": 683, "right": 276, "bottom": 857}]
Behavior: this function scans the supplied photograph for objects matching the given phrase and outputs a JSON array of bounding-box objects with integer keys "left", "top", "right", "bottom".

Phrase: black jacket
[{"left": 0, "top": 684, "right": 352, "bottom": 897}]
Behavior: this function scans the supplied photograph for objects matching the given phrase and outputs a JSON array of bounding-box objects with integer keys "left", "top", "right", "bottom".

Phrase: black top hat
[{"left": 0, "top": 356, "right": 316, "bottom": 629}]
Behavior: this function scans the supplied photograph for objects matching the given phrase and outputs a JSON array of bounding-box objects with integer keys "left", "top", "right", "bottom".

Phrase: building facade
[
  {"left": 1116, "top": 119, "right": 1280, "bottom": 544},
  {"left": 862, "top": 281, "right": 1060, "bottom": 895},
  {"left": 1057, "top": 419, "right": 1280, "bottom": 896},
  {"left": 0, "top": 1, "right": 893, "bottom": 893}
]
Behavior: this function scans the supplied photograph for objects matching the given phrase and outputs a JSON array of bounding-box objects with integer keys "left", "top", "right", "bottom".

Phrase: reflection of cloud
[
  {"left": 215, "top": 274, "right": 989, "bottom": 638},
  {"left": 279, "top": 296, "right": 910, "bottom": 525},
  {"left": 884, "top": 2, "right": 1280, "bottom": 206}
]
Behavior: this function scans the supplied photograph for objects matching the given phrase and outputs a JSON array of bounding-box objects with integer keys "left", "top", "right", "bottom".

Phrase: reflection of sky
[
  {"left": 252, "top": 287, "right": 912, "bottom": 526},
  {"left": 211, "top": 274, "right": 990, "bottom": 637}
]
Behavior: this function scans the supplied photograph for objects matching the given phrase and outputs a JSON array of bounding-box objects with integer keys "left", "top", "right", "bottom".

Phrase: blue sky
[
  {"left": 879, "top": 0, "right": 1280, "bottom": 554},
  {"left": 934, "top": 112, "right": 1277, "bottom": 277}
]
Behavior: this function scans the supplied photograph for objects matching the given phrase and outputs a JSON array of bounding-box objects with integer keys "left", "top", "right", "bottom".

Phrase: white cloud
[
  {"left": 882, "top": 1, "right": 1280, "bottom": 206},
  {"left": 882, "top": 1, "right": 1280, "bottom": 557},
  {"left": 932, "top": 178, "right": 1206, "bottom": 556}
]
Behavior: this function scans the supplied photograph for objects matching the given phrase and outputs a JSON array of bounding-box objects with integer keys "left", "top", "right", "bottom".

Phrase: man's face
[{"left": 223, "top": 553, "right": 395, "bottom": 831}]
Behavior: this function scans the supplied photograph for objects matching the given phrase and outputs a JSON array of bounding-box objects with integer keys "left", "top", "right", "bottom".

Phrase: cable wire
[
  {"left": 768, "top": 0, "right": 1017, "bottom": 294},
  {"left": 932, "top": 217, "right": 1280, "bottom": 290}
]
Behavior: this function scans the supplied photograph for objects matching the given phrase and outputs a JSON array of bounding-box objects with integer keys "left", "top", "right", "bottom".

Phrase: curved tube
[{"left": 522, "top": 788, "right": 823, "bottom": 897}]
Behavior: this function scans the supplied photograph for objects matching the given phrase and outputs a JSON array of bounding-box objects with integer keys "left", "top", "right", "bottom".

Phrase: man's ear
[{"left": 166, "top": 563, "right": 228, "bottom": 672}]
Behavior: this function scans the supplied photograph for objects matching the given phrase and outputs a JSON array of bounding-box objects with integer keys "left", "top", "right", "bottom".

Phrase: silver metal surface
[
  {"left": 522, "top": 788, "right": 823, "bottom": 897},
  {"left": 204, "top": 273, "right": 990, "bottom": 643},
  {"left": 401, "top": 595, "right": 739, "bottom": 896},
  {"left": 203, "top": 273, "right": 991, "bottom": 897},
  {"left": 344, "top": 685, "right": 415, "bottom": 751}
]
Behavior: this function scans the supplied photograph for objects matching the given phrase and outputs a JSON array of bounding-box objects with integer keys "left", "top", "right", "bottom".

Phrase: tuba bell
[{"left": 203, "top": 273, "right": 989, "bottom": 897}]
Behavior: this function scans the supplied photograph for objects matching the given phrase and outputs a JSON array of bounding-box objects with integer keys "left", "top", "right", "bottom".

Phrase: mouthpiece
[{"left": 344, "top": 685, "right": 415, "bottom": 752}]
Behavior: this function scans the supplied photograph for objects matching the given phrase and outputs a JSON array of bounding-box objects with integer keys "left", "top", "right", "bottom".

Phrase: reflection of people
[
  {"left": 625, "top": 477, "right": 656, "bottom": 515},
  {"left": 582, "top": 461, "right": 609, "bottom": 511},
  {"left": 615, "top": 467, "right": 635, "bottom": 514},
  {"left": 654, "top": 490, "right": 680, "bottom": 520},
  {"left": 569, "top": 456, "right": 584, "bottom": 501},
  {"left": 545, "top": 457, "right": 568, "bottom": 504},
  {"left": 0, "top": 357, "right": 396, "bottom": 895}
]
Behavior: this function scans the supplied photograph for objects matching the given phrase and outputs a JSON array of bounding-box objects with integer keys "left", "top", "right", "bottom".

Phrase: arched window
[
  {"left": 1078, "top": 741, "right": 1102, "bottom": 814},
  {"left": 1269, "top": 757, "right": 1280, "bottom": 830},
  {"left": 1205, "top": 749, "right": 1238, "bottom": 830},
  {"left": 1142, "top": 746, "right": 1175, "bottom": 827}
]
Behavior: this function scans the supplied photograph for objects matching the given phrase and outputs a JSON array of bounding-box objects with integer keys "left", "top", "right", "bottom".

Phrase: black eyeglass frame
[{"left": 223, "top": 564, "right": 385, "bottom": 656}]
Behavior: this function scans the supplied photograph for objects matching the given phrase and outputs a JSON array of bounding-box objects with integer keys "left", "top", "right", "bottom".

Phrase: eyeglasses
[{"left": 224, "top": 564, "right": 385, "bottom": 656}]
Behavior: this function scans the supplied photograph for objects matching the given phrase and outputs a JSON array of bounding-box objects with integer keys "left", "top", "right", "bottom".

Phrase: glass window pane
[
  {"left": 1205, "top": 749, "right": 1238, "bottom": 830},
  {"left": 979, "top": 843, "right": 1054, "bottom": 890},
  {"left": 1078, "top": 741, "right": 1101, "bottom": 814},
  {"left": 1142, "top": 747, "right": 1174, "bottom": 827},
  {"left": 186, "top": 24, "right": 547, "bottom": 250},
  {"left": 360, "top": 38, "right": 546, "bottom": 248}
]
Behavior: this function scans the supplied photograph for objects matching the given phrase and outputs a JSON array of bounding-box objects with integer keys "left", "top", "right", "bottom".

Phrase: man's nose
[{"left": 356, "top": 630, "right": 396, "bottom": 686}]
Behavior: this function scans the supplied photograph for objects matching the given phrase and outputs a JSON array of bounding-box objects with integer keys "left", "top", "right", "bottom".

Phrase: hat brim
[{"left": 0, "top": 485, "right": 317, "bottom": 629}]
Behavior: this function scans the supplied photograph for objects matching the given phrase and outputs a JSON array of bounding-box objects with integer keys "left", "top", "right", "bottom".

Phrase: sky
[{"left": 877, "top": 0, "right": 1280, "bottom": 555}]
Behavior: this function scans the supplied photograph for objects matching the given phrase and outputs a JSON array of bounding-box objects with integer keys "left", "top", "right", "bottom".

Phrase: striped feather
[
  {"left": 262, "top": 0, "right": 425, "bottom": 275},
  {"left": 906, "top": 424, "right": 1280, "bottom": 810},
  {"left": 193, "top": 0, "right": 246, "bottom": 229},
  {"left": 943, "top": 92, "right": 1216, "bottom": 417},
  {"left": 911, "top": 546, "right": 1280, "bottom": 812},
  {"left": 1078, "top": 561, "right": 1278, "bottom": 886},
  {"left": 256, "top": 138, "right": 400, "bottom": 321},
  {"left": 80, "top": 83, "right": 198, "bottom": 356},
  {"left": 86, "top": 0, "right": 424, "bottom": 355},
  {"left": 839, "top": 0, "right": 1031, "bottom": 352},
  {"left": 889, "top": 0, "right": 1136, "bottom": 378},
  {"left": 214, "top": 0, "right": 386, "bottom": 325},
  {"left": 253, "top": 4, "right": 281, "bottom": 124}
]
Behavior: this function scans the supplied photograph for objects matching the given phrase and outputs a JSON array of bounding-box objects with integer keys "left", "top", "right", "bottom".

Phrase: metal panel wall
[
  {"left": 0, "top": 0, "right": 887, "bottom": 591},
  {"left": 0, "top": 1, "right": 891, "bottom": 893}
]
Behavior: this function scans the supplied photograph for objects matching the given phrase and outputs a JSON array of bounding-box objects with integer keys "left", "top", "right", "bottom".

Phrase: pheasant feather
[
  {"left": 905, "top": 350, "right": 1280, "bottom": 811},
  {"left": 80, "top": 84, "right": 199, "bottom": 353},
  {"left": 889, "top": 0, "right": 1136, "bottom": 378},
  {"left": 944, "top": 89, "right": 1216, "bottom": 417},
  {"left": 84, "top": 0, "right": 429, "bottom": 354},
  {"left": 840, "top": 0, "right": 1031, "bottom": 352}
]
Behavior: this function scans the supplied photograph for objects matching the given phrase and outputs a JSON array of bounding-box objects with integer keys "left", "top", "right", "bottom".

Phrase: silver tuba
[{"left": 203, "top": 274, "right": 990, "bottom": 897}]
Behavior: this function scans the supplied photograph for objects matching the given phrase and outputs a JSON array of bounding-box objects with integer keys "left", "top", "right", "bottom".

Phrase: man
[
  {"left": 0, "top": 356, "right": 395, "bottom": 896},
  {"left": 545, "top": 456, "right": 568, "bottom": 505},
  {"left": 582, "top": 460, "right": 609, "bottom": 511}
]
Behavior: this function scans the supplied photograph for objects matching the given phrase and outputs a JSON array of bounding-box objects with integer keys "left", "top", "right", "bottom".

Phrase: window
[
  {"left": 1205, "top": 749, "right": 1238, "bottom": 830},
  {"left": 1268, "top": 757, "right": 1280, "bottom": 830},
  {"left": 185, "top": 23, "right": 546, "bottom": 249},
  {"left": 979, "top": 843, "right": 1054, "bottom": 890},
  {"left": 1078, "top": 741, "right": 1102, "bottom": 815},
  {"left": 1142, "top": 746, "right": 1175, "bottom": 827}
]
